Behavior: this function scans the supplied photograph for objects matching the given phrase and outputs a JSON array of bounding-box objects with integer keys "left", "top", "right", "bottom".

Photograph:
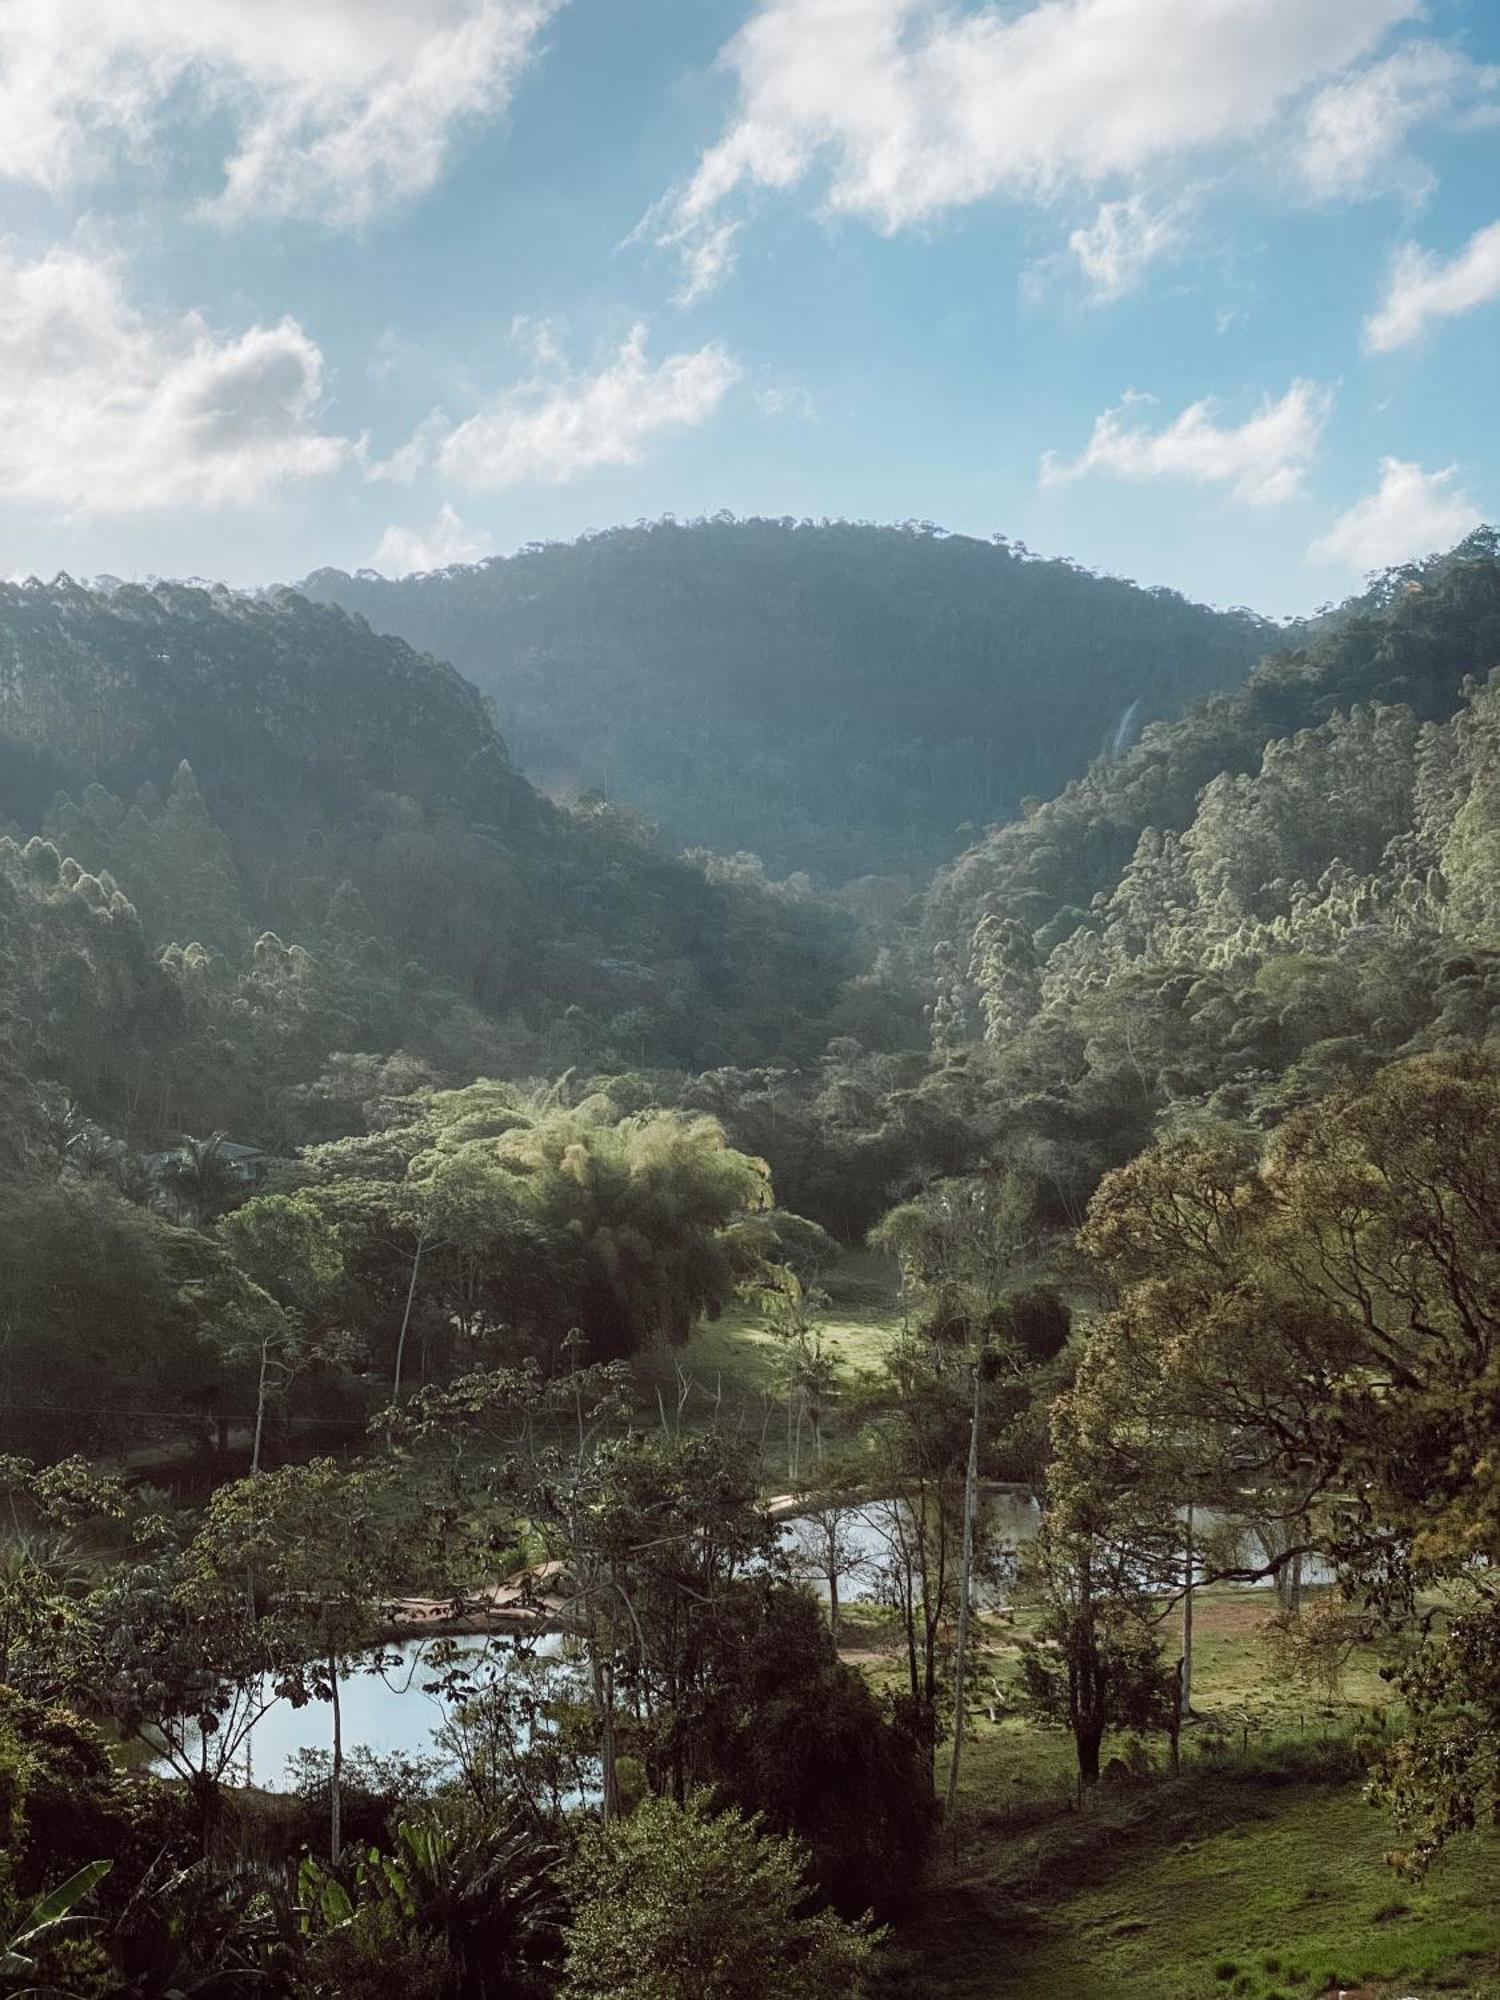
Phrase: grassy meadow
[{"left": 643, "top": 1285, "right": 1500, "bottom": 2000}]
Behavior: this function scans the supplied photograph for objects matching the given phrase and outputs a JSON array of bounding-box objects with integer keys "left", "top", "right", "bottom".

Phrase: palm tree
[{"left": 156, "top": 1132, "right": 245, "bottom": 1227}]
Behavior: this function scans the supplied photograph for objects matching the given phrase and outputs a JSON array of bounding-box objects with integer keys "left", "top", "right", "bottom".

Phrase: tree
[
  {"left": 80, "top": 1548, "right": 286, "bottom": 1844},
  {"left": 188, "top": 1460, "right": 418, "bottom": 1859},
  {"left": 1017, "top": 1502, "right": 1179, "bottom": 1787},
  {"left": 870, "top": 1172, "right": 1039, "bottom": 1812},
  {"left": 155, "top": 1132, "right": 249, "bottom": 1228},
  {"left": 750, "top": 1266, "right": 837, "bottom": 1481},
  {"left": 1068, "top": 1048, "right": 1500, "bottom": 1848},
  {"left": 781, "top": 1479, "right": 869, "bottom": 1642},
  {"left": 560, "top": 1793, "right": 879, "bottom": 2000}
]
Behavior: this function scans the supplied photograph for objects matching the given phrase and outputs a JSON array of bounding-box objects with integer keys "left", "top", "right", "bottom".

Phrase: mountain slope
[
  {"left": 926, "top": 529, "right": 1500, "bottom": 961},
  {"left": 0, "top": 577, "right": 868, "bottom": 1151},
  {"left": 303, "top": 517, "right": 1278, "bottom": 881},
  {"left": 899, "top": 531, "right": 1500, "bottom": 1222}
]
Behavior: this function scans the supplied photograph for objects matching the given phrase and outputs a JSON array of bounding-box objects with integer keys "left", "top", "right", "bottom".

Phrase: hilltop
[{"left": 304, "top": 517, "right": 1278, "bottom": 882}]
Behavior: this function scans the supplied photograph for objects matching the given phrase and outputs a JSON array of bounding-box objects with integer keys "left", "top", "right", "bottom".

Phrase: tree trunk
[
  {"left": 944, "top": 1362, "right": 983, "bottom": 1820},
  {"left": 391, "top": 1227, "right": 426, "bottom": 1414},
  {"left": 329, "top": 1651, "right": 343, "bottom": 1863},
  {"left": 1169, "top": 1657, "right": 1184, "bottom": 1776},
  {"left": 1181, "top": 1501, "right": 1195, "bottom": 1717},
  {"left": 1076, "top": 1720, "right": 1104, "bottom": 1786},
  {"left": 251, "top": 1337, "right": 270, "bottom": 1477}
]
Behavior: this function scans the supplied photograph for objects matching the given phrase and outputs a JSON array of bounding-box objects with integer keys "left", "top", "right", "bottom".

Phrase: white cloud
[
  {"left": 1364, "top": 218, "right": 1500, "bottom": 351},
  {"left": 0, "top": 0, "right": 561, "bottom": 227},
  {"left": 1293, "top": 41, "right": 1494, "bottom": 203},
  {"left": 437, "top": 324, "right": 741, "bottom": 490},
  {"left": 647, "top": 0, "right": 1419, "bottom": 295},
  {"left": 0, "top": 247, "right": 349, "bottom": 516},
  {"left": 755, "top": 383, "right": 818, "bottom": 420},
  {"left": 365, "top": 410, "right": 454, "bottom": 486},
  {"left": 373, "top": 503, "right": 491, "bottom": 573},
  {"left": 1067, "top": 196, "right": 1185, "bottom": 301},
  {"left": 1308, "top": 457, "right": 1482, "bottom": 570},
  {"left": 1042, "top": 379, "right": 1330, "bottom": 506}
]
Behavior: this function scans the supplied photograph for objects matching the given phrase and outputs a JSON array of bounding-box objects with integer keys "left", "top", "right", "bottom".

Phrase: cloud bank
[
  {"left": 0, "top": 0, "right": 562, "bottom": 226},
  {"left": 0, "top": 248, "right": 348, "bottom": 515},
  {"left": 647, "top": 0, "right": 1430, "bottom": 295}
]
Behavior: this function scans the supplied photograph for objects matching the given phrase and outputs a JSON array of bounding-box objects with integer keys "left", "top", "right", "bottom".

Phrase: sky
[{"left": 0, "top": 0, "right": 1496, "bottom": 617}]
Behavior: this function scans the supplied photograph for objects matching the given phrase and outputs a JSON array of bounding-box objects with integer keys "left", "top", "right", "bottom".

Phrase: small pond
[
  {"left": 156, "top": 1631, "right": 566, "bottom": 1793},
  {"left": 164, "top": 1492, "right": 1327, "bottom": 1789}
]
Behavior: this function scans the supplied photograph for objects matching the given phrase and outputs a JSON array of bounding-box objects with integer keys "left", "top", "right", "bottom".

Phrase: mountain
[
  {"left": 926, "top": 529, "right": 1500, "bottom": 960},
  {"left": 0, "top": 577, "right": 872, "bottom": 1158},
  {"left": 900, "top": 530, "right": 1500, "bottom": 1218},
  {"left": 303, "top": 517, "right": 1279, "bottom": 883}
]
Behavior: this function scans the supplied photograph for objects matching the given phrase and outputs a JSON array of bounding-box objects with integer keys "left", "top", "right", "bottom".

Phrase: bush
[
  {"left": 0, "top": 1688, "right": 187, "bottom": 1902},
  {"left": 562, "top": 1793, "right": 881, "bottom": 2000},
  {"left": 304, "top": 1897, "right": 451, "bottom": 2000}
]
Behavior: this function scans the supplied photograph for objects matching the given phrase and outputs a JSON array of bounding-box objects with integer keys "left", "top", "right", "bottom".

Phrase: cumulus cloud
[
  {"left": 1308, "top": 457, "right": 1483, "bottom": 571},
  {"left": 1041, "top": 379, "right": 1331, "bottom": 507},
  {"left": 1364, "top": 218, "right": 1500, "bottom": 352},
  {"left": 373, "top": 503, "right": 492, "bottom": 574},
  {"left": 646, "top": 0, "right": 1419, "bottom": 295},
  {"left": 436, "top": 324, "right": 741, "bottom": 490},
  {"left": 1293, "top": 40, "right": 1495, "bottom": 203},
  {"left": 0, "top": 0, "right": 561, "bottom": 226},
  {"left": 0, "top": 247, "right": 348, "bottom": 515},
  {"left": 1067, "top": 196, "right": 1185, "bottom": 301}
]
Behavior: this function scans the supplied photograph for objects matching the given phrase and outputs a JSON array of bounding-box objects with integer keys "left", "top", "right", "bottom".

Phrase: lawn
[{"left": 880, "top": 1774, "right": 1500, "bottom": 2000}]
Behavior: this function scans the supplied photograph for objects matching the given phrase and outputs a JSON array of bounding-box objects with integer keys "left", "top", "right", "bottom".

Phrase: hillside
[
  {"left": 303, "top": 518, "right": 1277, "bottom": 882},
  {"left": 927, "top": 528, "right": 1500, "bottom": 957},
  {"left": 0, "top": 577, "right": 869, "bottom": 1158},
  {"left": 891, "top": 530, "right": 1500, "bottom": 1215}
]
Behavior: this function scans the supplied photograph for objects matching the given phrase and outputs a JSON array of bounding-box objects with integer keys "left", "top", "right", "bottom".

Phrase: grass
[
  {"left": 630, "top": 1259, "right": 903, "bottom": 1481},
  {"left": 860, "top": 1590, "right": 1500, "bottom": 1999},
  {"left": 881, "top": 1775, "right": 1500, "bottom": 2000}
]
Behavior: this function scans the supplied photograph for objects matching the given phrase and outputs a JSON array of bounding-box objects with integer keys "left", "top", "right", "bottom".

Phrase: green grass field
[
  {"left": 868, "top": 1592, "right": 1500, "bottom": 2000},
  {"left": 879, "top": 1771, "right": 1500, "bottom": 2000},
  {"left": 630, "top": 1261, "right": 903, "bottom": 1479}
]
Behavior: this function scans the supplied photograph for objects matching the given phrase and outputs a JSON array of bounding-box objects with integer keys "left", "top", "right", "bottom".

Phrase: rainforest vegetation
[
  {"left": 7, "top": 526, "right": 1500, "bottom": 1998},
  {"left": 304, "top": 517, "right": 1276, "bottom": 880}
]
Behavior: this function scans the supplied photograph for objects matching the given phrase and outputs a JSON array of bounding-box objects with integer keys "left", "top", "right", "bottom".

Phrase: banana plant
[{"left": 0, "top": 1859, "right": 111, "bottom": 1983}]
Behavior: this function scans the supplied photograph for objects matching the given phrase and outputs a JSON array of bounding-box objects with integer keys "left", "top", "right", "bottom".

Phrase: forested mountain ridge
[
  {"left": 0, "top": 577, "right": 872, "bottom": 1161},
  {"left": 926, "top": 528, "right": 1500, "bottom": 962},
  {"left": 303, "top": 517, "right": 1278, "bottom": 881},
  {"left": 896, "top": 529, "right": 1500, "bottom": 1219}
]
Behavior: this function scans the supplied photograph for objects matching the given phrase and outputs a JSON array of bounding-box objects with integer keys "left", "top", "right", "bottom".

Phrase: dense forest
[
  {"left": 11, "top": 530, "right": 1500, "bottom": 1997},
  {"left": 0, "top": 578, "right": 880, "bottom": 1151},
  {"left": 304, "top": 518, "right": 1276, "bottom": 881}
]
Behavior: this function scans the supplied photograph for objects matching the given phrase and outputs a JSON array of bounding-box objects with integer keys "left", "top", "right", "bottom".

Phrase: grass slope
[{"left": 878, "top": 1594, "right": 1500, "bottom": 2000}]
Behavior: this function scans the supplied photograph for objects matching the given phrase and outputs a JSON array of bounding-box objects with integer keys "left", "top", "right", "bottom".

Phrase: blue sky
[{"left": 0, "top": 0, "right": 1496, "bottom": 616}]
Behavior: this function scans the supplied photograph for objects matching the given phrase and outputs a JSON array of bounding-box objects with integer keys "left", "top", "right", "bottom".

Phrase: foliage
[
  {"left": 298, "top": 1807, "right": 564, "bottom": 1999},
  {"left": 560, "top": 1791, "right": 880, "bottom": 2000},
  {"left": 1069, "top": 1045, "right": 1500, "bottom": 1857},
  {"left": 306, "top": 516, "right": 1272, "bottom": 881}
]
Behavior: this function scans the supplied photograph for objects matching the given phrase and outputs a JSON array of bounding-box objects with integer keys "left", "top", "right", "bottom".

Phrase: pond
[
  {"left": 156, "top": 1631, "right": 566, "bottom": 1793},
  {"left": 779, "top": 1488, "right": 1043, "bottom": 1606},
  {"left": 164, "top": 1492, "right": 1326, "bottom": 1790},
  {"left": 778, "top": 1490, "right": 1333, "bottom": 1602}
]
